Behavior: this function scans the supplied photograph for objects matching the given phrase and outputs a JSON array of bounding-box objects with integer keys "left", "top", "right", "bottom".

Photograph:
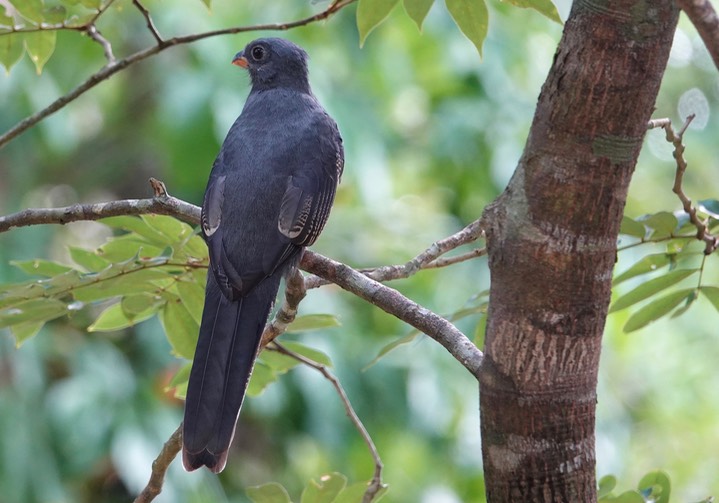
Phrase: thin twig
[
  {"left": 85, "top": 24, "right": 116, "bottom": 64},
  {"left": 657, "top": 114, "right": 719, "bottom": 254},
  {"left": 304, "top": 221, "right": 485, "bottom": 290},
  {"left": 366, "top": 220, "right": 484, "bottom": 282},
  {"left": 132, "top": 0, "right": 163, "bottom": 44},
  {"left": 0, "top": 0, "right": 356, "bottom": 150},
  {"left": 271, "top": 342, "right": 386, "bottom": 503},
  {"left": 133, "top": 424, "right": 183, "bottom": 503},
  {"left": 425, "top": 246, "right": 487, "bottom": 268},
  {"left": 675, "top": 0, "right": 719, "bottom": 72}
]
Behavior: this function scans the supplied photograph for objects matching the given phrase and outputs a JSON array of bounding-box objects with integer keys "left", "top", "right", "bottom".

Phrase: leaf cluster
[
  {"left": 0, "top": 215, "right": 339, "bottom": 399},
  {"left": 0, "top": 0, "right": 105, "bottom": 73},
  {"left": 612, "top": 202, "right": 719, "bottom": 332},
  {"left": 357, "top": 0, "right": 560, "bottom": 56}
]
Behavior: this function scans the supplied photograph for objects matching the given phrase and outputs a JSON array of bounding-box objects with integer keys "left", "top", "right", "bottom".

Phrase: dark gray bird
[{"left": 182, "top": 37, "right": 344, "bottom": 473}]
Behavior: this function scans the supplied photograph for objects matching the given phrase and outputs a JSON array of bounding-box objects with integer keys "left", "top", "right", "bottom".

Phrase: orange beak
[{"left": 232, "top": 54, "right": 249, "bottom": 68}]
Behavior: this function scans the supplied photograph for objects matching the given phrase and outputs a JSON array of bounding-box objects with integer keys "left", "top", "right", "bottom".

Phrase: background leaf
[
  {"left": 445, "top": 0, "right": 488, "bottom": 56},
  {"left": 403, "top": 0, "right": 434, "bottom": 30},
  {"left": 247, "top": 482, "right": 292, "bottom": 503},
  {"left": 286, "top": 314, "right": 341, "bottom": 333},
  {"left": 0, "top": 32, "right": 24, "bottom": 73},
  {"left": 300, "top": 472, "right": 347, "bottom": 503},
  {"left": 610, "top": 268, "right": 697, "bottom": 313},
  {"left": 623, "top": 288, "right": 695, "bottom": 333},
  {"left": 357, "top": 0, "right": 400, "bottom": 46},
  {"left": 24, "top": 30, "right": 57, "bottom": 74},
  {"left": 159, "top": 297, "right": 199, "bottom": 359},
  {"left": 503, "top": 0, "right": 561, "bottom": 23}
]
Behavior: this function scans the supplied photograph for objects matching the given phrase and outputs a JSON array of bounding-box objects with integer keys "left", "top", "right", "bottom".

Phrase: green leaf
[
  {"left": 445, "top": 0, "right": 488, "bottom": 57},
  {"left": 43, "top": 5, "right": 67, "bottom": 23},
  {"left": 613, "top": 254, "right": 671, "bottom": 285},
  {"left": 598, "top": 475, "right": 617, "bottom": 498},
  {"left": 121, "top": 293, "right": 160, "bottom": 316},
  {"left": 334, "top": 481, "right": 375, "bottom": 503},
  {"left": 72, "top": 267, "right": 172, "bottom": 302},
  {"left": 79, "top": 0, "right": 102, "bottom": 9},
  {"left": 168, "top": 362, "right": 192, "bottom": 399},
  {"left": 623, "top": 288, "right": 695, "bottom": 333},
  {"left": 366, "top": 330, "right": 420, "bottom": 369},
  {"left": 88, "top": 299, "right": 158, "bottom": 332},
  {"left": 69, "top": 246, "right": 111, "bottom": 272},
  {"left": 159, "top": 297, "right": 199, "bottom": 359},
  {"left": 247, "top": 482, "right": 292, "bottom": 503},
  {"left": 11, "top": 259, "right": 74, "bottom": 277},
  {"left": 670, "top": 289, "right": 697, "bottom": 318},
  {"left": 0, "top": 298, "right": 68, "bottom": 327},
  {"left": 141, "top": 214, "right": 194, "bottom": 244},
  {"left": 11, "top": 321, "right": 44, "bottom": 346},
  {"left": 403, "top": 0, "right": 434, "bottom": 30},
  {"left": 357, "top": 0, "right": 400, "bottom": 46},
  {"left": 639, "top": 211, "right": 678, "bottom": 239},
  {"left": 638, "top": 470, "right": 670, "bottom": 503},
  {"left": 282, "top": 341, "right": 332, "bottom": 367},
  {"left": 700, "top": 286, "right": 719, "bottom": 312},
  {"left": 201, "top": 0, "right": 212, "bottom": 8},
  {"left": 286, "top": 314, "right": 341, "bottom": 333},
  {"left": 182, "top": 234, "right": 209, "bottom": 260},
  {"left": 88, "top": 303, "right": 133, "bottom": 332},
  {"left": 503, "top": 0, "right": 561, "bottom": 23},
  {"left": 12, "top": 0, "right": 42, "bottom": 22},
  {"left": 101, "top": 216, "right": 174, "bottom": 246},
  {"left": 0, "top": 33, "right": 24, "bottom": 73},
  {"left": 247, "top": 361, "right": 276, "bottom": 397},
  {"left": 260, "top": 350, "right": 301, "bottom": 374},
  {"left": 609, "top": 268, "right": 698, "bottom": 313},
  {"left": 24, "top": 30, "right": 57, "bottom": 74},
  {"left": 619, "top": 216, "right": 646, "bottom": 239},
  {"left": 301, "top": 472, "right": 347, "bottom": 503},
  {"left": 176, "top": 279, "right": 205, "bottom": 325}
]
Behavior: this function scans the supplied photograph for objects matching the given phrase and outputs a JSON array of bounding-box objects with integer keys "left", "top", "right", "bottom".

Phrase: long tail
[{"left": 182, "top": 272, "right": 280, "bottom": 473}]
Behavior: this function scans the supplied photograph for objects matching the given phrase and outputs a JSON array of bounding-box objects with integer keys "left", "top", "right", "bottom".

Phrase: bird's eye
[{"left": 251, "top": 46, "right": 266, "bottom": 61}]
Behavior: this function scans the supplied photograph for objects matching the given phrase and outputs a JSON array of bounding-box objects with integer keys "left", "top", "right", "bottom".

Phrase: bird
[{"left": 182, "top": 37, "right": 344, "bottom": 473}]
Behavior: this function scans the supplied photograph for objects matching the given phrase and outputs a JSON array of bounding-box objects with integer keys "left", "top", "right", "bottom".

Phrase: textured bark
[{"left": 479, "top": 2, "right": 680, "bottom": 501}]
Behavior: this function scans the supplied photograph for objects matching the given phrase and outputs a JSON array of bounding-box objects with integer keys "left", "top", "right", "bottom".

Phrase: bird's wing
[
  {"left": 262, "top": 122, "right": 344, "bottom": 273},
  {"left": 202, "top": 174, "right": 245, "bottom": 300}
]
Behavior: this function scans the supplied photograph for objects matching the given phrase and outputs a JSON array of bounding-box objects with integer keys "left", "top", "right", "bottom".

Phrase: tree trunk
[{"left": 478, "top": 1, "right": 679, "bottom": 501}]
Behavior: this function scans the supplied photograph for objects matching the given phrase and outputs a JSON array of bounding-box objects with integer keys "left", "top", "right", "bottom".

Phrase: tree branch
[
  {"left": 676, "top": 0, "right": 719, "bottom": 72},
  {"left": 0, "top": 0, "right": 356, "bottom": 150},
  {"left": 133, "top": 424, "right": 183, "bottom": 503},
  {"left": 0, "top": 183, "right": 484, "bottom": 375},
  {"left": 300, "top": 251, "right": 483, "bottom": 377},
  {"left": 0, "top": 192, "right": 200, "bottom": 232},
  {"left": 270, "top": 342, "right": 386, "bottom": 503},
  {"left": 260, "top": 267, "right": 307, "bottom": 347}
]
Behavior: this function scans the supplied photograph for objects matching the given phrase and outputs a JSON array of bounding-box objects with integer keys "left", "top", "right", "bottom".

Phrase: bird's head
[{"left": 232, "top": 38, "right": 310, "bottom": 93}]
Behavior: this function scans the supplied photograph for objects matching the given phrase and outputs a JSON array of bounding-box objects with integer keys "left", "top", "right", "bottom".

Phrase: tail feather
[{"left": 182, "top": 272, "right": 280, "bottom": 473}]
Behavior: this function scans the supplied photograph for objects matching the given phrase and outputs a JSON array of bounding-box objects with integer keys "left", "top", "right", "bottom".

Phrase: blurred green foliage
[{"left": 1, "top": 0, "right": 718, "bottom": 502}]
